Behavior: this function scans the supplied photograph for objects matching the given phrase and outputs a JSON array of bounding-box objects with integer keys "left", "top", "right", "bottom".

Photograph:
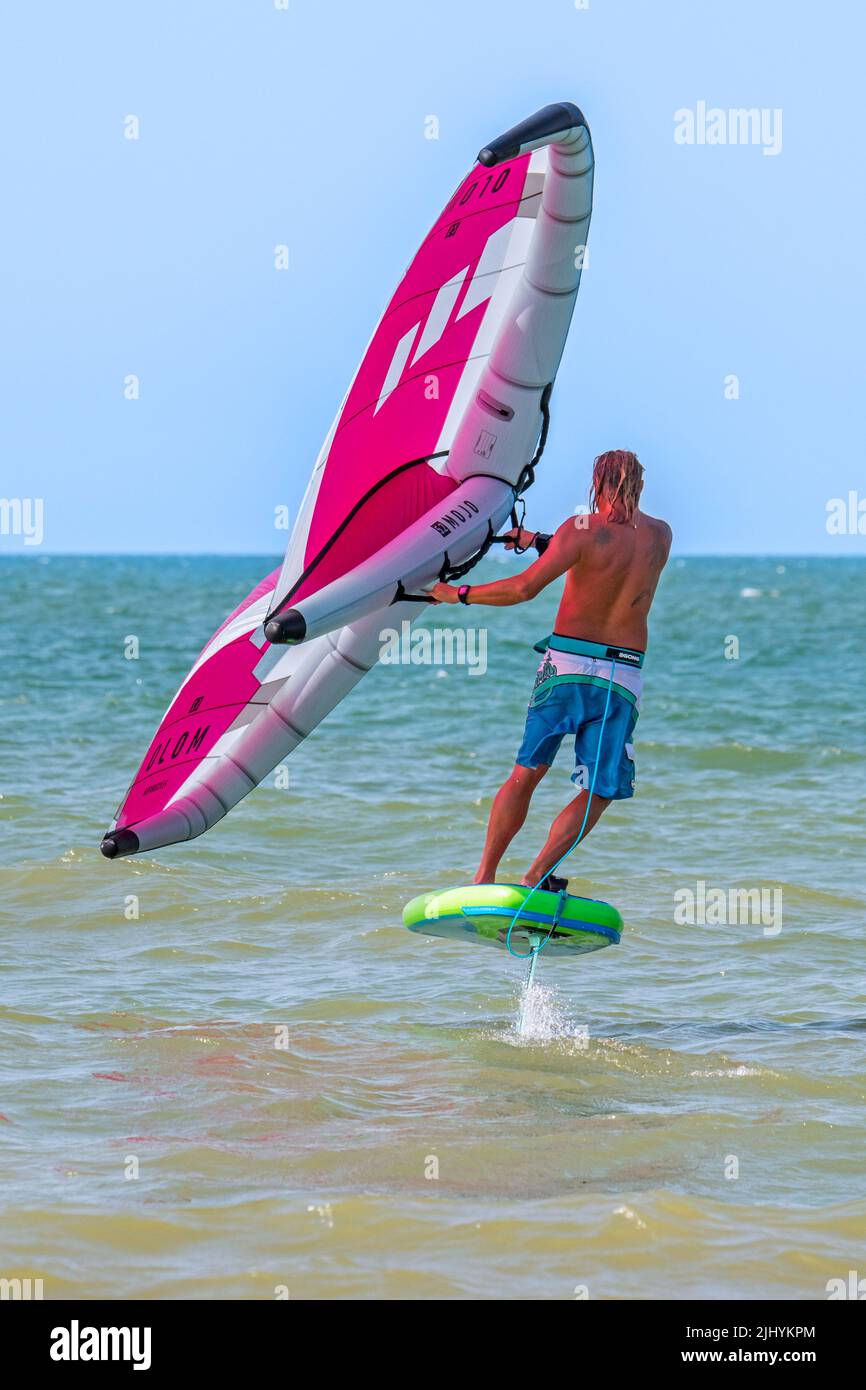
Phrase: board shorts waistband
[{"left": 532, "top": 632, "right": 645, "bottom": 669}]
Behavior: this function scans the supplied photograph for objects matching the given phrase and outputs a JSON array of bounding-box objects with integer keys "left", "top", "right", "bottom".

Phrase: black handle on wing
[{"left": 477, "top": 101, "right": 588, "bottom": 168}]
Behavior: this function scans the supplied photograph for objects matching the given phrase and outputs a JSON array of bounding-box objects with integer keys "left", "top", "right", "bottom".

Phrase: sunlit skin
[{"left": 431, "top": 487, "right": 672, "bottom": 884}]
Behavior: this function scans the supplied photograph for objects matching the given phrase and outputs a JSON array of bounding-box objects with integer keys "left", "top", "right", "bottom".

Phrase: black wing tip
[
  {"left": 477, "top": 101, "right": 587, "bottom": 167},
  {"left": 264, "top": 610, "right": 307, "bottom": 645},
  {"left": 100, "top": 828, "right": 140, "bottom": 859}
]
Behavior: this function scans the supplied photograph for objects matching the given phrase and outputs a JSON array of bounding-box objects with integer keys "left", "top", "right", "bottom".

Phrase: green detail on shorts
[
  {"left": 530, "top": 671, "right": 639, "bottom": 709},
  {"left": 532, "top": 653, "right": 557, "bottom": 694}
]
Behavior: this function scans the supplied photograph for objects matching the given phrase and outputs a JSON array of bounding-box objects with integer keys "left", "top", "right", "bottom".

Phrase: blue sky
[{"left": 2, "top": 0, "right": 863, "bottom": 555}]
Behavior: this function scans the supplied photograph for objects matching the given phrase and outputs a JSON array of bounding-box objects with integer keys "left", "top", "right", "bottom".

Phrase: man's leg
[
  {"left": 521, "top": 789, "right": 611, "bottom": 886},
  {"left": 474, "top": 763, "right": 548, "bottom": 883}
]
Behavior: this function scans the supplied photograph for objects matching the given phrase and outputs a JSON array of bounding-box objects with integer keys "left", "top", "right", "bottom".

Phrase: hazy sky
[{"left": 2, "top": 0, "right": 864, "bottom": 555}]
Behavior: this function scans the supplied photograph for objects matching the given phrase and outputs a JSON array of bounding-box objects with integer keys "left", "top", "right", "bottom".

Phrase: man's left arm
[{"left": 431, "top": 519, "right": 580, "bottom": 606}]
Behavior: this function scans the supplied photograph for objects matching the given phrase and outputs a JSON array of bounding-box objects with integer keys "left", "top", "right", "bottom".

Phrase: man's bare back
[
  {"left": 551, "top": 508, "right": 672, "bottom": 651},
  {"left": 431, "top": 504, "right": 671, "bottom": 653}
]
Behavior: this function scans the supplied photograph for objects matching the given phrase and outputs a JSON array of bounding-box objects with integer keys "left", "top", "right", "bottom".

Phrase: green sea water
[{"left": 0, "top": 553, "right": 864, "bottom": 1300}]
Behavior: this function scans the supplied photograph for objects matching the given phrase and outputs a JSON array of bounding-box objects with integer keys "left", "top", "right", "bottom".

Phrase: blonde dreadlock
[{"left": 589, "top": 450, "right": 644, "bottom": 524}]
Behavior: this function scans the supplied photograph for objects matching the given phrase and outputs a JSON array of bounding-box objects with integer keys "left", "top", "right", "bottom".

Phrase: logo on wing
[{"left": 372, "top": 218, "right": 516, "bottom": 417}]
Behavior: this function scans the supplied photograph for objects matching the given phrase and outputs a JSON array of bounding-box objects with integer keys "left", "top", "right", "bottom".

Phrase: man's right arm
[
  {"left": 431, "top": 518, "right": 583, "bottom": 608},
  {"left": 499, "top": 517, "right": 585, "bottom": 601}
]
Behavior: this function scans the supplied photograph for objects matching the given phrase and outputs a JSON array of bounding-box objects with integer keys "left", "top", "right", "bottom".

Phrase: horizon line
[{"left": 2, "top": 549, "right": 865, "bottom": 561}]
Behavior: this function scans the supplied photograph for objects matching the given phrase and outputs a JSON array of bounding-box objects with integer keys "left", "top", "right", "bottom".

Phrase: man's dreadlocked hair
[{"left": 589, "top": 450, "right": 644, "bottom": 524}]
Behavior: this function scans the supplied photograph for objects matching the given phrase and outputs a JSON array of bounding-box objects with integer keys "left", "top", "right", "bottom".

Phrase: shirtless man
[{"left": 431, "top": 450, "right": 671, "bottom": 888}]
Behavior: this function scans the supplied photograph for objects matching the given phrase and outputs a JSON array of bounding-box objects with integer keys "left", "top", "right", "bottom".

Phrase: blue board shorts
[{"left": 515, "top": 636, "right": 642, "bottom": 800}]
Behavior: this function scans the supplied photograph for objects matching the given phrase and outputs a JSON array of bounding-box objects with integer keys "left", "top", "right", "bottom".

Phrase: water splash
[{"left": 513, "top": 977, "right": 582, "bottom": 1044}]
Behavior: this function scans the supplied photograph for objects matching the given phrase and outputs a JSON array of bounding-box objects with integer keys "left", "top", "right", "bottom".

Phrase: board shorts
[{"left": 515, "top": 634, "right": 644, "bottom": 800}]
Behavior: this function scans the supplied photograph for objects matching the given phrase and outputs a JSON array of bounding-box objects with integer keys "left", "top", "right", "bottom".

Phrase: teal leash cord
[
  {"left": 505, "top": 657, "right": 618, "bottom": 960},
  {"left": 517, "top": 932, "right": 542, "bottom": 1033}
]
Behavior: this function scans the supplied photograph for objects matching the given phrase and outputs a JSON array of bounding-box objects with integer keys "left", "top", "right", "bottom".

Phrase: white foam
[{"left": 512, "top": 978, "right": 585, "bottom": 1046}]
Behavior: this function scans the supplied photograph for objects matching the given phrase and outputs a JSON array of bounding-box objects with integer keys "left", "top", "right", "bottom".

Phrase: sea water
[{"left": 0, "top": 554, "right": 864, "bottom": 1299}]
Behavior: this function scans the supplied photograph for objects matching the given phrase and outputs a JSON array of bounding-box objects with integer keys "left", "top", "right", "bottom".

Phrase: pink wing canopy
[
  {"left": 103, "top": 150, "right": 540, "bottom": 854},
  {"left": 112, "top": 568, "right": 282, "bottom": 831},
  {"left": 269, "top": 154, "right": 532, "bottom": 614}
]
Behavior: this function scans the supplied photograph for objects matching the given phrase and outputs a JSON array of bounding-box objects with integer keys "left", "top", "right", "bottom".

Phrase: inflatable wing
[
  {"left": 100, "top": 103, "right": 594, "bottom": 860},
  {"left": 264, "top": 101, "right": 594, "bottom": 646},
  {"left": 100, "top": 578, "right": 421, "bottom": 858}
]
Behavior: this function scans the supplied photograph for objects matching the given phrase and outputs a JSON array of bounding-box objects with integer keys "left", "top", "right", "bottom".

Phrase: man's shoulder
[{"left": 640, "top": 511, "right": 673, "bottom": 543}]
